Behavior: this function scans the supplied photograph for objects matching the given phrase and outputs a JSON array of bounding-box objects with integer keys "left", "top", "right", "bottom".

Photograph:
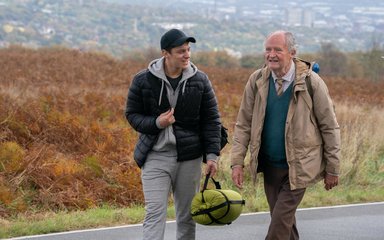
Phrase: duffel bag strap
[
  {"left": 200, "top": 173, "right": 222, "bottom": 211},
  {"left": 190, "top": 201, "right": 228, "bottom": 216},
  {"left": 202, "top": 172, "right": 221, "bottom": 191}
]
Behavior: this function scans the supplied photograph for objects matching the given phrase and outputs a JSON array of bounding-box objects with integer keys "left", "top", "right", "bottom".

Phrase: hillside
[{"left": 0, "top": 46, "right": 383, "bottom": 218}]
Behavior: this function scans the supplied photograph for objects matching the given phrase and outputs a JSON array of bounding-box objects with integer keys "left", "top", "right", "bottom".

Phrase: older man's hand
[
  {"left": 324, "top": 173, "right": 339, "bottom": 191},
  {"left": 231, "top": 166, "right": 244, "bottom": 189}
]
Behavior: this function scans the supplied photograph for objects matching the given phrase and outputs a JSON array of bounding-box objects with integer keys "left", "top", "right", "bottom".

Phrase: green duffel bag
[{"left": 190, "top": 174, "right": 245, "bottom": 225}]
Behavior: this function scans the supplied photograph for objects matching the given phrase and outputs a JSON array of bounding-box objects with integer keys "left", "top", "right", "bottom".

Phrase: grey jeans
[{"left": 141, "top": 151, "right": 202, "bottom": 240}]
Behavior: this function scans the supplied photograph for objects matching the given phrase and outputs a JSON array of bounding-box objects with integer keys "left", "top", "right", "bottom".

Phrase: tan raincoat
[{"left": 230, "top": 58, "right": 341, "bottom": 190}]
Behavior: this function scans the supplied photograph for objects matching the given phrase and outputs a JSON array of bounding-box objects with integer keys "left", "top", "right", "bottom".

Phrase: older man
[{"left": 230, "top": 30, "right": 340, "bottom": 239}]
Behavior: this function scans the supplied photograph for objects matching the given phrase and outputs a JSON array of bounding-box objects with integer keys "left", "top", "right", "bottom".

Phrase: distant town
[{"left": 0, "top": 0, "right": 383, "bottom": 57}]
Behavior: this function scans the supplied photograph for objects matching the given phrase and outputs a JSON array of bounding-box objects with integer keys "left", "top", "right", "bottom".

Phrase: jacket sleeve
[
  {"left": 311, "top": 73, "right": 341, "bottom": 175},
  {"left": 230, "top": 71, "right": 259, "bottom": 167},
  {"left": 125, "top": 73, "right": 161, "bottom": 135},
  {"left": 199, "top": 73, "right": 221, "bottom": 158}
]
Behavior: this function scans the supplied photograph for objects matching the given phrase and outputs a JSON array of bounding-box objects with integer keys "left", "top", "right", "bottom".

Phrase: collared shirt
[{"left": 272, "top": 60, "right": 295, "bottom": 93}]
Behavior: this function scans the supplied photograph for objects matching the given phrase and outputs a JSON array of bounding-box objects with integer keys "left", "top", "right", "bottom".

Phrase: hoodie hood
[
  {"left": 148, "top": 57, "right": 198, "bottom": 106},
  {"left": 148, "top": 57, "right": 198, "bottom": 81}
]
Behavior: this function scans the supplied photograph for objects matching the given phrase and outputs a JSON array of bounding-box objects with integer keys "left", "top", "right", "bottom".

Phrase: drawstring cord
[
  {"left": 182, "top": 80, "right": 187, "bottom": 94},
  {"left": 158, "top": 79, "right": 187, "bottom": 106},
  {"left": 158, "top": 77, "right": 187, "bottom": 106},
  {"left": 158, "top": 80, "right": 164, "bottom": 106}
]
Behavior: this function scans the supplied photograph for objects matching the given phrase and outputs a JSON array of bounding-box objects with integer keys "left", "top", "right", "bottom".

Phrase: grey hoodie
[{"left": 148, "top": 57, "right": 198, "bottom": 155}]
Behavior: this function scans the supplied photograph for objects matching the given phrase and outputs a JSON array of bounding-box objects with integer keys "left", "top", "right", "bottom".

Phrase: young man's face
[
  {"left": 164, "top": 42, "right": 191, "bottom": 70},
  {"left": 264, "top": 33, "right": 295, "bottom": 76}
]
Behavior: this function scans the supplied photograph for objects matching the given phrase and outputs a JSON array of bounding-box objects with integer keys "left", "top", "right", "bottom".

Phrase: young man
[
  {"left": 230, "top": 30, "right": 340, "bottom": 239},
  {"left": 125, "top": 29, "right": 222, "bottom": 240}
]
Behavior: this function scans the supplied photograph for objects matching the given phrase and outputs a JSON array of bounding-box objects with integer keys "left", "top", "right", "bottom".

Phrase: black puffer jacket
[{"left": 125, "top": 69, "right": 221, "bottom": 167}]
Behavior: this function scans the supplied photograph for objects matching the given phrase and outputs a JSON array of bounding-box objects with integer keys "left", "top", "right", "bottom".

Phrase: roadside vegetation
[{"left": 0, "top": 45, "right": 383, "bottom": 238}]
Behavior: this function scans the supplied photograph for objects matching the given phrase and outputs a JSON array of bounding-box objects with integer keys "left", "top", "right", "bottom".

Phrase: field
[{"left": 0, "top": 46, "right": 383, "bottom": 238}]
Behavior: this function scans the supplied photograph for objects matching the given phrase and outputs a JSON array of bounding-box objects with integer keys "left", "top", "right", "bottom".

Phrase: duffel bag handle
[{"left": 202, "top": 172, "right": 221, "bottom": 191}]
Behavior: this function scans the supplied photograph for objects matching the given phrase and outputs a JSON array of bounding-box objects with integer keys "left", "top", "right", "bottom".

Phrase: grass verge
[{"left": 1, "top": 180, "right": 383, "bottom": 239}]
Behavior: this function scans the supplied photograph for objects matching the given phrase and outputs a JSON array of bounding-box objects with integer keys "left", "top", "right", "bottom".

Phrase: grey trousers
[{"left": 141, "top": 151, "right": 202, "bottom": 240}]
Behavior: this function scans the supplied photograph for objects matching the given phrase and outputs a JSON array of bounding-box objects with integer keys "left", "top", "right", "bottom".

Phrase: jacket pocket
[
  {"left": 292, "top": 110, "right": 322, "bottom": 147},
  {"left": 134, "top": 134, "right": 157, "bottom": 167},
  {"left": 293, "top": 145, "right": 324, "bottom": 183}
]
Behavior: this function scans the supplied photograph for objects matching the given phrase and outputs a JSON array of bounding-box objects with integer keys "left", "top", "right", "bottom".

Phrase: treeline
[
  {"left": 128, "top": 43, "right": 384, "bottom": 82},
  {"left": 201, "top": 43, "right": 384, "bottom": 82},
  {"left": 0, "top": 45, "right": 383, "bottom": 217}
]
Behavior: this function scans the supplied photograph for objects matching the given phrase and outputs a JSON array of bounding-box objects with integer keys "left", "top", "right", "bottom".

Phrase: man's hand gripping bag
[{"left": 190, "top": 174, "right": 245, "bottom": 225}]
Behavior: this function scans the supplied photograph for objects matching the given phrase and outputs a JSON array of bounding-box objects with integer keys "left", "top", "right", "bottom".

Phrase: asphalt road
[{"left": 8, "top": 202, "right": 384, "bottom": 240}]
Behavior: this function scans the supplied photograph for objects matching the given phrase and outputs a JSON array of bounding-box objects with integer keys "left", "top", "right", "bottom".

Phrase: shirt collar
[{"left": 272, "top": 60, "right": 295, "bottom": 83}]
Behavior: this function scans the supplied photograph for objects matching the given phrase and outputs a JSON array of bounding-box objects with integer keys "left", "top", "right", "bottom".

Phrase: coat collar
[{"left": 258, "top": 58, "right": 312, "bottom": 103}]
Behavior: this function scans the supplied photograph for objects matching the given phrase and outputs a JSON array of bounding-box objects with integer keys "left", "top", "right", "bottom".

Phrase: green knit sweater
[{"left": 259, "top": 76, "right": 293, "bottom": 169}]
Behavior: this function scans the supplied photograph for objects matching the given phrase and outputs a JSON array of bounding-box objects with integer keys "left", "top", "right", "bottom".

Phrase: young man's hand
[
  {"left": 158, "top": 108, "right": 175, "bottom": 128},
  {"left": 206, "top": 160, "right": 217, "bottom": 177}
]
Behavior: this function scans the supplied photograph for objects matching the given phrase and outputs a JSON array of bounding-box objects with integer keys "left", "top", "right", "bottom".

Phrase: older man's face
[{"left": 264, "top": 33, "right": 295, "bottom": 77}]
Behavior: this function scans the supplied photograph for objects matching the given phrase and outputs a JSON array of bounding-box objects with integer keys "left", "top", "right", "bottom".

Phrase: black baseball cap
[{"left": 160, "top": 29, "right": 196, "bottom": 50}]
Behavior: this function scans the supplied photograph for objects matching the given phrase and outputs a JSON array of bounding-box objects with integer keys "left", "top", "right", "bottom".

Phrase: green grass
[{"left": 0, "top": 205, "right": 145, "bottom": 239}]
